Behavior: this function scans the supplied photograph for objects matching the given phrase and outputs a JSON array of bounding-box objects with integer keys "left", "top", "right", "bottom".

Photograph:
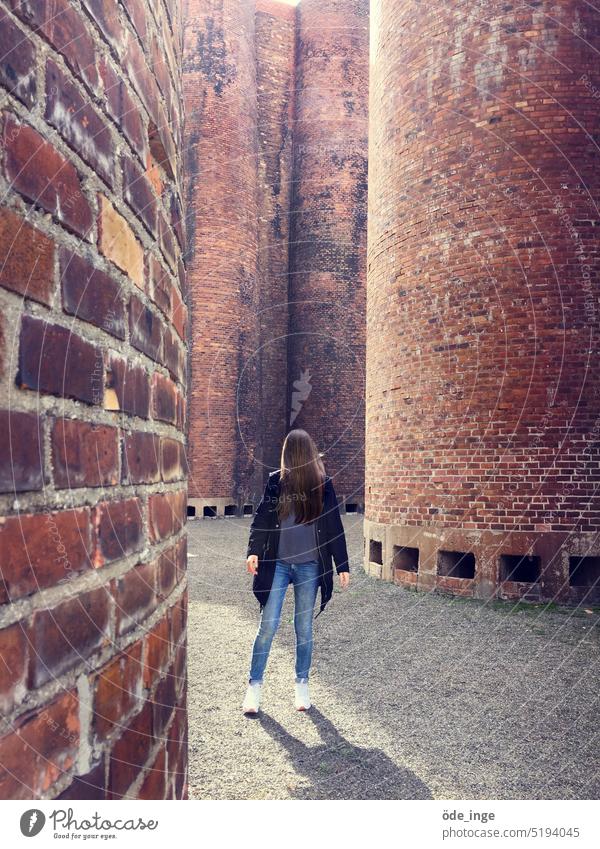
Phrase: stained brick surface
[{"left": 0, "top": 0, "right": 188, "bottom": 800}]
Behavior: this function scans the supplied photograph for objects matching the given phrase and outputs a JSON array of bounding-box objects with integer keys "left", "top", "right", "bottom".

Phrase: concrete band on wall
[
  {"left": 366, "top": 0, "right": 600, "bottom": 605},
  {"left": 0, "top": 0, "right": 188, "bottom": 799},
  {"left": 183, "top": 0, "right": 369, "bottom": 518}
]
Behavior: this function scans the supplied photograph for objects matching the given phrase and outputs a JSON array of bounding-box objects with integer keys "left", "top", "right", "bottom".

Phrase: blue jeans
[{"left": 249, "top": 559, "right": 320, "bottom": 684}]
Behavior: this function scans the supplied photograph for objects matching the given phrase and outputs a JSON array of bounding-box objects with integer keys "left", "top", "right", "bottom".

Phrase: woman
[{"left": 243, "top": 429, "right": 350, "bottom": 714}]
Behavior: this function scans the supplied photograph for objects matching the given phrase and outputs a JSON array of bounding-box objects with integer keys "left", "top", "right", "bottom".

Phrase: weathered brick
[
  {"left": 98, "top": 195, "right": 144, "bottom": 289},
  {"left": 100, "top": 57, "right": 147, "bottom": 161},
  {"left": 138, "top": 745, "right": 167, "bottom": 800},
  {"left": 11, "top": 0, "right": 99, "bottom": 93},
  {"left": 151, "top": 371, "right": 177, "bottom": 424},
  {"left": 0, "top": 620, "right": 28, "bottom": 714},
  {"left": 111, "top": 559, "right": 158, "bottom": 636},
  {"left": 151, "top": 665, "right": 177, "bottom": 739},
  {"left": 81, "top": 0, "right": 123, "bottom": 54},
  {"left": 45, "top": 59, "right": 115, "bottom": 187},
  {"left": 59, "top": 248, "right": 126, "bottom": 339},
  {"left": 129, "top": 294, "right": 163, "bottom": 361},
  {"left": 57, "top": 759, "right": 106, "bottom": 800},
  {"left": 157, "top": 544, "right": 177, "bottom": 600},
  {"left": 142, "top": 615, "right": 170, "bottom": 688},
  {"left": 51, "top": 418, "right": 119, "bottom": 489},
  {"left": 0, "top": 10, "right": 36, "bottom": 106},
  {"left": 105, "top": 354, "right": 150, "bottom": 418},
  {"left": 122, "top": 430, "right": 160, "bottom": 484},
  {"left": 0, "top": 208, "right": 54, "bottom": 305},
  {"left": 160, "top": 437, "right": 186, "bottom": 483},
  {"left": 17, "top": 315, "right": 102, "bottom": 405},
  {"left": 0, "top": 689, "right": 79, "bottom": 799},
  {"left": 3, "top": 114, "right": 93, "bottom": 237},
  {"left": 170, "top": 588, "right": 187, "bottom": 646},
  {"left": 28, "top": 587, "right": 111, "bottom": 688},
  {"left": 148, "top": 490, "right": 186, "bottom": 543},
  {"left": 148, "top": 255, "right": 172, "bottom": 317},
  {"left": 92, "top": 640, "right": 143, "bottom": 739},
  {"left": 122, "top": 0, "right": 148, "bottom": 43},
  {"left": 0, "top": 410, "right": 45, "bottom": 493},
  {"left": 0, "top": 507, "right": 93, "bottom": 603},
  {"left": 107, "top": 698, "right": 153, "bottom": 798},
  {"left": 92, "top": 497, "right": 144, "bottom": 567},
  {"left": 162, "top": 326, "right": 185, "bottom": 383},
  {"left": 122, "top": 155, "right": 157, "bottom": 236}
]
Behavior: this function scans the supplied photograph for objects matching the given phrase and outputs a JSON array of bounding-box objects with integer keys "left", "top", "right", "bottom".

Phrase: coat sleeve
[
  {"left": 246, "top": 477, "right": 274, "bottom": 558},
  {"left": 327, "top": 479, "right": 350, "bottom": 573}
]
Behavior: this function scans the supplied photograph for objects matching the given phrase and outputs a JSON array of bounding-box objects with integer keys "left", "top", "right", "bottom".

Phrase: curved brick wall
[
  {"left": 366, "top": 0, "right": 600, "bottom": 604},
  {"left": 0, "top": 0, "right": 188, "bottom": 798},
  {"left": 287, "top": 0, "right": 368, "bottom": 508},
  {"left": 183, "top": 0, "right": 263, "bottom": 512}
]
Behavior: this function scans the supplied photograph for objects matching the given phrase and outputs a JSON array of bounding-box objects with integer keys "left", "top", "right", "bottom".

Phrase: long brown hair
[{"left": 277, "top": 429, "right": 325, "bottom": 524}]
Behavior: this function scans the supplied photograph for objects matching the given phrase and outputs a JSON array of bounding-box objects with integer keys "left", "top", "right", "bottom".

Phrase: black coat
[{"left": 246, "top": 470, "right": 350, "bottom": 616}]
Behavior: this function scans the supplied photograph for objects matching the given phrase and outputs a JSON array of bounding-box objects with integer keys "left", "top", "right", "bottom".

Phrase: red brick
[
  {"left": 148, "top": 490, "right": 186, "bottom": 543},
  {"left": 0, "top": 208, "right": 54, "bottom": 305},
  {"left": 151, "top": 665, "right": 177, "bottom": 739},
  {"left": 0, "top": 10, "right": 36, "bottom": 106},
  {"left": 138, "top": 745, "right": 166, "bottom": 800},
  {"left": 0, "top": 410, "right": 45, "bottom": 493},
  {"left": 122, "top": 0, "right": 147, "bottom": 42},
  {"left": 170, "top": 589, "right": 187, "bottom": 646},
  {"left": 157, "top": 545, "right": 177, "bottom": 600},
  {"left": 122, "top": 155, "right": 157, "bottom": 236},
  {"left": 92, "top": 497, "right": 144, "bottom": 567},
  {"left": 45, "top": 59, "right": 115, "bottom": 186},
  {"left": 160, "top": 437, "right": 186, "bottom": 482},
  {"left": 51, "top": 418, "right": 119, "bottom": 489},
  {"left": 170, "top": 284, "right": 187, "bottom": 343},
  {"left": 148, "top": 255, "right": 172, "bottom": 317},
  {"left": 0, "top": 508, "right": 93, "bottom": 603},
  {"left": 3, "top": 113, "right": 93, "bottom": 237},
  {"left": 0, "top": 620, "right": 28, "bottom": 714},
  {"left": 143, "top": 615, "right": 170, "bottom": 688},
  {"left": 100, "top": 57, "right": 147, "bottom": 161},
  {"left": 28, "top": 587, "right": 111, "bottom": 688},
  {"left": 107, "top": 698, "right": 153, "bottom": 798},
  {"left": 122, "top": 430, "right": 160, "bottom": 485},
  {"left": 59, "top": 248, "right": 126, "bottom": 339},
  {"left": 11, "top": 0, "right": 99, "bottom": 93},
  {"left": 17, "top": 316, "right": 102, "bottom": 405},
  {"left": 105, "top": 354, "right": 150, "bottom": 419},
  {"left": 129, "top": 294, "right": 163, "bottom": 362},
  {"left": 162, "top": 326, "right": 185, "bottom": 383},
  {"left": 151, "top": 372, "right": 177, "bottom": 424},
  {"left": 111, "top": 559, "right": 158, "bottom": 636},
  {"left": 92, "top": 640, "right": 143, "bottom": 739},
  {"left": 81, "top": 0, "right": 123, "bottom": 53},
  {"left": 0, "top": 689, "right": 79, "bottom": 799}
]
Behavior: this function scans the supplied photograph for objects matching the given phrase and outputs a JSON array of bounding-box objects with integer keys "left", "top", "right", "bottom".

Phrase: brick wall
[
  {"left": 255, "top": 0, "right": 295, "bottom": 475},
  {"left": 183, "top": 0, "right": 264, "bottom": 513},
  {"left": 0, "top": 0, "right": 188, "bottom": 799},
  {"left": 183, "top": 0, "right": 369, "bottom": 515},
  {"left": 366, "top": 0, "right": 600, "bottom": 604},
  {"left": 287, "top": 0, "right": 368, "bottom": 508}
]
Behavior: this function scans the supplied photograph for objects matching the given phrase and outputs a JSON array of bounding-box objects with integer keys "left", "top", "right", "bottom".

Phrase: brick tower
[
  {"left": 0, "top": 0, "right": 188, "bottom": 797},
  {"left": 183, "top": 0, "right": 264, "bottom": 517},
  {"left": 287, "top": 0, "right": 369, "bottom": 509},
  {"left": 365, "top": 0, "right": 600, "bottom": 604}
]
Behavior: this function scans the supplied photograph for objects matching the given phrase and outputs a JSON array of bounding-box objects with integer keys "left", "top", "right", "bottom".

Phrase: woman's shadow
[{"left": 257, "top": 706, "right": 432, "bottom": 799}]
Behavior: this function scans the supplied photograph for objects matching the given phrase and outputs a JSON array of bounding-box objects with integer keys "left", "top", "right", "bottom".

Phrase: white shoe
[
  {"left": 242, "top": 682, "right": 262, "bottom": 714},
  {"left": 294, "top": 681, "right": 311, "bottom": 711}
]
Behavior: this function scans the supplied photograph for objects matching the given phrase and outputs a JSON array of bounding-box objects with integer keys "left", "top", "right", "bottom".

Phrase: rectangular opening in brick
[
  {"left": 569, "top": 556, "right": 600, "bottom": 588},
  {"left": 345, "top": 503, "right": 358, "bottom": 513},
  {"left": 369, "top": 539, "right": 383, "bottom": 565},
  {"left": 203, "top": 505, "right": 217, "bottom": 518},
  {"left": 500, "top": 553, "right": 540, "bottom": 583},
  {"left": 187, "top": 505, "right": 196, "bottom": 518},
  {"left": 437, "top": 550, "right": 476, "bottom": 579},
  {"left": 392, "top": 545, "right": 419, "bottom": 572},
  {"left": 224, "top": 505, "right": 237, "bottom": 517},
  {"left": 243, "top": 504, "right": 254, "bottom": 516}
]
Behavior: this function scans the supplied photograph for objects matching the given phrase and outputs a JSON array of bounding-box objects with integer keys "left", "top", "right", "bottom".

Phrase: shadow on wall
[{"left": 256, "top": 707, "right": 432, "bottom": 800}]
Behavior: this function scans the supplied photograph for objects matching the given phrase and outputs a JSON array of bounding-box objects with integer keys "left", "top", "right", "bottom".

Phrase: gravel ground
[{"left": 186, "top": 515, "right": 600, "bottom": 800}]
